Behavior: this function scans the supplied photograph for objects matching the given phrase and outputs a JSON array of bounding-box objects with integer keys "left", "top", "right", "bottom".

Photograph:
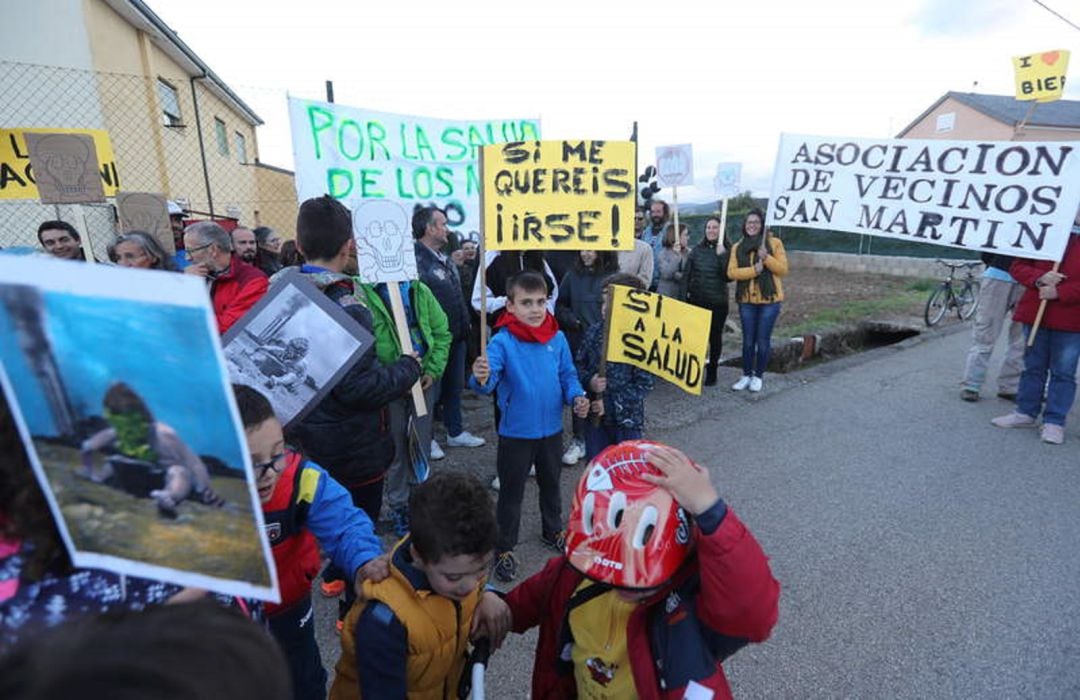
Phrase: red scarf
[{"left": 495, "top": 311, "right": 560, "bottom": 344}]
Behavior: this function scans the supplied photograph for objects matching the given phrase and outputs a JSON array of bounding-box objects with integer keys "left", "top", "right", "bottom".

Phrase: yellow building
[{"left": 0, "top": 0, "right": 297, "bottom": 252}]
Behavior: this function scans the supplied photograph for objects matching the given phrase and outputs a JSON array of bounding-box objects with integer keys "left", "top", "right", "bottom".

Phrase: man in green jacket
[{"left": 358, "top": 280, "right": 451, "bottom": 536}]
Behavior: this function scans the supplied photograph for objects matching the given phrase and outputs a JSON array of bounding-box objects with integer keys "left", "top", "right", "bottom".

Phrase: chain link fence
[{"left": 0, "top": 60, "right": 298, "bottom": 258}]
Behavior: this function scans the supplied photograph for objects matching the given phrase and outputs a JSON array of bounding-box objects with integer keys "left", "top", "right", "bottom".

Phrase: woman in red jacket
[{"left": 992, "top": 215, "right": 1080, "bottom": 445}]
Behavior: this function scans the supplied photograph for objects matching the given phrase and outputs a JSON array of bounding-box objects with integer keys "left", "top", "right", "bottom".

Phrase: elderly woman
[{"left": 107, "top": 231, "right": 176, "bottom": 271}]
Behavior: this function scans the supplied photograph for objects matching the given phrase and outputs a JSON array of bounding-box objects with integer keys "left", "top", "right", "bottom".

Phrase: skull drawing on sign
[
  {"left": 120, "top": 193, "right": 169, "bottom": 237},
  {"left": 352, "top": 200, "right": 418, "bottom": 283},
  {"left": 37, "top": 134, "right": 92, "bottom": 194}
]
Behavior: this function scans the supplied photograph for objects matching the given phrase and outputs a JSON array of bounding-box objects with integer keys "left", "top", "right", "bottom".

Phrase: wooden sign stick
[
  {"left": 386, "top": 283, "right": 427, "bottom": 417},
  {"left": 478, "top": 152, "right": 489, "bottom": 359},
  {"left": 672, "top": 185, "right": 680, "bottom": 244},
  {"left": 717, "top": 197, "right": 729, "bottom": 255},
  {"left": 78, "top": 206, "right": 97, "bottom": 265},
  {"left": 1027, "top": 260, "right": 1061, "bottom": 347}
]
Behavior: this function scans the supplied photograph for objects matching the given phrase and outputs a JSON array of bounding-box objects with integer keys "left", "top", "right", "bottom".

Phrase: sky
[{"left": 151, "top": 0, "right": 1080, "bottom": 202}]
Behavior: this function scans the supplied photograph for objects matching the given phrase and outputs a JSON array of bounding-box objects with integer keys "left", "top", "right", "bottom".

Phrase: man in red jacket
[
  {"left": 490, "top": 441, "right": 779, "bottom": 700},
  {"left": 183, "top": 221, "right": 268, "bottom": 333},
  {"left": 992, "top": 214, "right": 1080, "bottom": 445}
]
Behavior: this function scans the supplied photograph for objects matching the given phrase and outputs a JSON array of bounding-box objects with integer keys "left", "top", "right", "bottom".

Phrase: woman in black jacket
[{"left": 684, "top": 215, "right": 731, "bottom": 386}]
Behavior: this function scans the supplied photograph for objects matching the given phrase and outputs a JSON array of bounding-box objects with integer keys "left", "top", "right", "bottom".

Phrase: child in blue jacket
[{"left": 469, "top": 271, "right": 598, "bottom": 582}]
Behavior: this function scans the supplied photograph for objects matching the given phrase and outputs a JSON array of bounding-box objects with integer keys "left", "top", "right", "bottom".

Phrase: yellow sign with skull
[{"left": 0, "top": 128, "right": 120, "bottom": 200}]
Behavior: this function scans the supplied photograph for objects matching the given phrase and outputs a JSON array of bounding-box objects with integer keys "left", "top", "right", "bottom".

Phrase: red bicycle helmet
[{"left": 565, "top": 440, "right": 694, "bottom": 589}]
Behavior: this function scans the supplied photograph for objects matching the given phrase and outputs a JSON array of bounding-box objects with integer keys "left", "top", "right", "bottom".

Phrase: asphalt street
[{"left": 315, "top": 322, "right": 1080, "bottom": 698}]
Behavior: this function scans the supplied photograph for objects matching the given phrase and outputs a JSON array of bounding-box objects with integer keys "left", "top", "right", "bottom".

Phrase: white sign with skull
[
  {"left": 655, "top": 144, "right": 694, "bottom": 188},
  {"left": 351, "top": 199, "right": 417, "bottom": 283}
]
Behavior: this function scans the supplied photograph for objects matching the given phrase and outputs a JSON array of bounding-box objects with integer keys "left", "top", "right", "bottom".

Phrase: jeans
[
  {"left": 385, "top": 385, "right": 436, "bottom": 511},
  {"left": 435, "top": 339, "right": 466, "bottom": 437},
  {"left": 1016, "top": 324, "right": 1080, "bottom": 426},
  {"left": 583, "top": 423, "right": 642, "bottom": 462},
  {"left": 738, "top": 302, "right": 781, "bottom": 377}
]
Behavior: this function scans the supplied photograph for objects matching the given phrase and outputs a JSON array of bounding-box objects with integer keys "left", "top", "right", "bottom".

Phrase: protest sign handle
[
  {"left": 386, "top": 283, "right": 428, "bottom": 417},
  {"left": 478, "top": 152, "right": 488, "bottom": 359},
  {"left": 672, "top": 186, "right": 680, "bottom": 241},
  {"left": 1026, "top": 261, "right": 1061, "bottom": 347},
  {"left": 717, "top": 198, "right": 729, "bottom": 255},
  {"left": 78, "top": 206, "right": 97, "bottom": 265}
]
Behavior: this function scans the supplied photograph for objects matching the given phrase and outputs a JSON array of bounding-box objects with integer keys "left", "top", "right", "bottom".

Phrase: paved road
[{"left": 316, "top": 323, "right": 1080, "bottom": 698}]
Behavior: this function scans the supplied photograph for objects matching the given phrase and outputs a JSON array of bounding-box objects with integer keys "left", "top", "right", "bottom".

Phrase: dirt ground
[{"left": 773, "top": 266, "right": 930, "bottom": 333}]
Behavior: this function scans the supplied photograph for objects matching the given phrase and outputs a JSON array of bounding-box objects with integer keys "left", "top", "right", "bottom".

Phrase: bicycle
[{"left": 924, "top": 260, "right": 981, "bottom": 327}]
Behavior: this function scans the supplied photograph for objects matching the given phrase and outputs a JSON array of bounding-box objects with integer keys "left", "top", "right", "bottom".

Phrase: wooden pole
[
  {"left": 672, "top": 186, "right": 680, "bottom": 244},
  {"left": 78, "top": 206, "right": 97, "bottom": 264},
  {"left": 386, "top": 283, "right": 427, "bottom": 417},
  {"left": 478, "top": 151, "right": 488, "bottom": 358},
  {"left": 717, "top": 197, "right": 729, "bottom": 255},
  {"left": 1027, "top": 261, "right": 1061, "bottom": 347}
]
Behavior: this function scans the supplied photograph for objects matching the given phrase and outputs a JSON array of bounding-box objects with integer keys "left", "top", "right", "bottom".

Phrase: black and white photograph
[{"left": 222, "top": 269, "right": 374, "bottom": 428}]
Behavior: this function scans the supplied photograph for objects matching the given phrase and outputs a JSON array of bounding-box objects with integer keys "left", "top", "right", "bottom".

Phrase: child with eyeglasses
[{"left": 232, "top": 384, "right": 388, "bottom": 700}]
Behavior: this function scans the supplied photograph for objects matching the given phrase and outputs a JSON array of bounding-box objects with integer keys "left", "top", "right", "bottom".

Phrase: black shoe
[
  {"left": 540, "top": 529, "right": 567, "bottom": 552},
  {"left": 997, "top": 391, "right": 1017, "bottom": 402},
  {"left": 960, "top": 389, "right": 979, "bottom": 402},
  {"left": 493, "top": 551, "right": 518, "bottom": 582},
  {"left": 704, "top": 368, "right": 718, "bottom": 386}
]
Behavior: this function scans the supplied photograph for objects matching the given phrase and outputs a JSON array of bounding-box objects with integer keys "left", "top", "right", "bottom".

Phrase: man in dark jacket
[
  {"left": 413, "top": 205, "right": 485, "bottom": 453},
  {"left": 285, "top": 196, "right": 422, "bottom": 608}
]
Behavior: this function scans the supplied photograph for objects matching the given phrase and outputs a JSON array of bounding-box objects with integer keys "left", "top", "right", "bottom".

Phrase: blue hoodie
[{"left": 468, "top": 329, "right": 585, "bottom": 439}]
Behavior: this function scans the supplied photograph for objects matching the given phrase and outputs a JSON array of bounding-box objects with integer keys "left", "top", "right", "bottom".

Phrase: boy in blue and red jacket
[
  {"left": 469, "top": 270, "right": 598, "bottom": 582},
  {"left": 233, "top": 384, "right": 386, "bottom": 700}
]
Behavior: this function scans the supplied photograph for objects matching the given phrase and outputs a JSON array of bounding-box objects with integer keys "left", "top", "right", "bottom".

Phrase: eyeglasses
[
  {"left": 184, "top": 242, "right": 214, "bottom": 261},
  {"left": 253, "top": 453, "right": 285, "bottom": 479}
]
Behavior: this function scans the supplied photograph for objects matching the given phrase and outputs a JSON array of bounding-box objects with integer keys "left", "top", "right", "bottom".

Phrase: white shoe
[
  {"left": 491, "top": 476, "right": 500, "bottom": 490},
  {"left": 732, "top": 375, "right": 752, "bottom": 391},
  {"left": 430, "top": 440, "right": 445, "bottom": 460},
  {"left": 561, "top": 440, "right": 585, "bottom": 465},
  {"left": 446, "top": 430, "right": 485, "bottom": 448},
  {"left": 749, "top": 377, "right": 763, "bottom": 392}
]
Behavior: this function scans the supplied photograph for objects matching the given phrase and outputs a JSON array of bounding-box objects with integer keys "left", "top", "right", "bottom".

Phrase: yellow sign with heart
[{"left": 1012, "top": 49, "right": 1071, "bottom": 102}]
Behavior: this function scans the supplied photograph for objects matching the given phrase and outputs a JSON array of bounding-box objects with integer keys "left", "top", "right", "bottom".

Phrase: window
[
  {"left": 935, "top": 112, "right": 956, "bottom": 133},
  {"left": 234, "top": 131, "right": 247, "bottom": 163},
  {"left": 157, "top": 79, "right": 182, "bottom": 127},
  {"left": 214, "top": 118, "right": 229, "bottom": 156}
]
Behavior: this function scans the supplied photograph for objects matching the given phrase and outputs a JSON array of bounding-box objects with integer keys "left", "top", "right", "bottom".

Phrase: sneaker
[
  {"left": 960, "top": 389, "right": 979, "bottom": 402},
  {"left": 540, "top": 529, "right": 567, "bottom": 552},
  {"left": 320, "top": 578, "right": 345, "bottom": 598},
  {"left": 1041, "top": 424, "right": 1065, "bottom": 445},
  {"left": 429, "top": 440, "right": 445, "bottom": 460},
  {"left": 561, "top": 439, "right": 585, "bottom": 465},
  {"left": 996, "top": 391, "right": 1017, "bottom": 401},
  {"left": 991, "top": 411, "right": 1038, "bottom": 429},
  {"left": 732, "top": 375, "right": 752, "bottom": 391},
  {"left": 493, "top": 550, "right": 518, "bottom": 582},
  {"left": 491, "top": 476, "right": 500, "bottom": 491},
  {"left": 446, "top": 431, "right": 486, "bottom": 448},
  {"left": 390, "top": 507, "right": 410, "bottom": 538},
  {"left": 749, "top": 377, "right": 763, "bottom": 393}
]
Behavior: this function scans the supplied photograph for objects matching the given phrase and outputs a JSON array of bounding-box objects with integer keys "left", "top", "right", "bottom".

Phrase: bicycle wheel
[
  {"left": 956, "top": 280, "right": 979, "bottom": 320},
  {"left": 924, "top": 285, "right": 949, "bottom": 326}
]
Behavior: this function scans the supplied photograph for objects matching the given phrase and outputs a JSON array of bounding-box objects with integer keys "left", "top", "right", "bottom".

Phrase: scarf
[
  {"left": 495, "top": 311, "right": 560, "bottom": 344},
  {"left": 735, "top": 234, "right": 778, "bottom": 301}
]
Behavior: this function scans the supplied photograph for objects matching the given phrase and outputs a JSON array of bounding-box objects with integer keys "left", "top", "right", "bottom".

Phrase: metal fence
[{"left": 0, "top": 60, "right": 298, "bottom": 258}]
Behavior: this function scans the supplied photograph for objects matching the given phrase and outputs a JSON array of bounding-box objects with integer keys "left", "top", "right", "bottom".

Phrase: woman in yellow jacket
[{"left": 727, "top": 209, "right": 789, "bottom": 392}]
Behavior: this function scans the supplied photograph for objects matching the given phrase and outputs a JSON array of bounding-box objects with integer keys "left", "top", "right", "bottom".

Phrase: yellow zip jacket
[{"left": 727, "top": 236, "right": 789, "bottom": 304}]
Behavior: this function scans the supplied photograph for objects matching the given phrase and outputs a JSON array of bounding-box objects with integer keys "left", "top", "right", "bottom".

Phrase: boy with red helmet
[{"left": 489, "top": 440, "right": 779, "bottom": 699}]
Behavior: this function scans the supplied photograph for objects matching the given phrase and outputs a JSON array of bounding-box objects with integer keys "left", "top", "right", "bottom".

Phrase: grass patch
[{"left": 779, "top": 290, "right": 925, "bottom": 337}]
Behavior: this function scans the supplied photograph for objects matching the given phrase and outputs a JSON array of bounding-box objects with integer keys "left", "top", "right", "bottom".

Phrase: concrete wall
[{"left": 787, "top": 250, "right": 972, "bottom": 280}]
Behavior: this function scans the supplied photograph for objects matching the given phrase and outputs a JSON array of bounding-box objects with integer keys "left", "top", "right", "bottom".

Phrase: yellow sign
[
  {"left": 0, "top": 128, "right": 120, "bottom": 200},
  {"left": 605, "top": 285, "right": 711, "bottom": 395},
  {"left": 481, "top": 140, "right": 635, "bottom": 251},
  {"left": 1013, "top": 49, "right": 1070, "bottom": 102}
]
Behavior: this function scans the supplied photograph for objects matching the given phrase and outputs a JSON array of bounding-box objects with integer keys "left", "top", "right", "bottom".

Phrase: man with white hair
[{"left": 183, "top": 221, "right": 268, "bottom": 333}]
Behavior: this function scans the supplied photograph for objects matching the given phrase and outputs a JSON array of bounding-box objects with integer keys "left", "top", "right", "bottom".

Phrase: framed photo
[
  {"left": 0, "top": 256, "right": 278, "bottom": 601},
  {"left": 222, "top": 269, "right": 374, "bottom": 429}
]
